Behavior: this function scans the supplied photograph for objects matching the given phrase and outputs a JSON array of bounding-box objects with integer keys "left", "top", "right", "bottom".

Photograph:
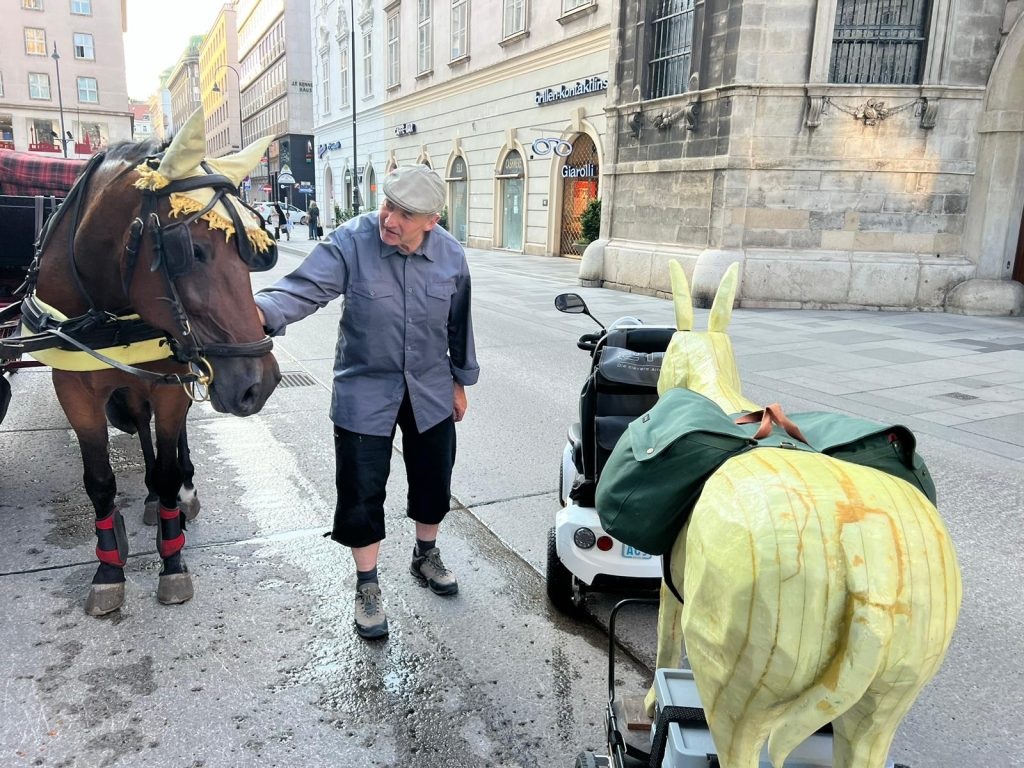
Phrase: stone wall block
[
  {"left": 744, "top": 207, "right": 810, "bottom": 230},
  {"left": 742, "top": 252, "right": 851, "bottom": 305},
  {"left": 743, "top": 229, "right": 793, "bottom": 248},
  {"left": 809, "top": 211, "right": 846, "bottom": 230},
  {"left": 822, "top": 230, "right": 856, "bottom": 250},
  {"left": 853, "top": 231, "right": 897, "bottom": 251},
  {"left": 847, "top": 257, "right": 919, "bottom": 307},
  {"left": 821, "top": 172, "right": 862, "bottom": 192}
]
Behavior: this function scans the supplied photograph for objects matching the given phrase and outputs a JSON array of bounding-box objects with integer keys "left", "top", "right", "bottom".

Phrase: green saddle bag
[{"left": 595, "top": 387, "right": 936, "bottom": 557}]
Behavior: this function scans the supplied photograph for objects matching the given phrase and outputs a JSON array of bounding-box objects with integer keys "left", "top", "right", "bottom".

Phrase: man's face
[{"left": 378, "top": 198, "right": 438, "bottom": 254}]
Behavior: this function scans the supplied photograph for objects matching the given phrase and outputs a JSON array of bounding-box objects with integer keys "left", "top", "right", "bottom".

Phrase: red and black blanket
[{"left": 0, "top": 149, "right": 85, "bottom": 197}]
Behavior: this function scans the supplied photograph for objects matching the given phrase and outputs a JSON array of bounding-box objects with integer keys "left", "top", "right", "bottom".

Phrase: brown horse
[{"left": 26, "top": 110, "right": 281, "bottom": 615}]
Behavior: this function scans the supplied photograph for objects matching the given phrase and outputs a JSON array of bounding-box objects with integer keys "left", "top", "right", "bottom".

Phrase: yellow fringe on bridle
[
  {"left": 130, "top": 164, "right": 274, "bottom": 254},
  {"left": 133, "top": 163, "right": 171, "bottom": 191}
]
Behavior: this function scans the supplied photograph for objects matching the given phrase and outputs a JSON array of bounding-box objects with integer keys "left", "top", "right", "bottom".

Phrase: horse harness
[{"left": 0, "top": 150, "right": 277, "bottom": 393}]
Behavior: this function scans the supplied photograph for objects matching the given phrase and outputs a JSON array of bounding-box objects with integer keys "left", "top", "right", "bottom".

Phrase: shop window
[
  {"left": 447, "top": 155, "right": 469, "bottom": 244},
  {"left": 498, "top": 150, "right": 524, "bottom": 251},
  {"left": 560, "top": 135, "right": 599, "bottom": 256}
]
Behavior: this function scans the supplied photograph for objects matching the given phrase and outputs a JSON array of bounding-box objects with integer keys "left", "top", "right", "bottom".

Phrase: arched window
[
  {"left": 560, "top": 135, "right": 599, "bottom": 256},
  {"left": 364, "top": 164, "right": 377, "bottom": 209}
]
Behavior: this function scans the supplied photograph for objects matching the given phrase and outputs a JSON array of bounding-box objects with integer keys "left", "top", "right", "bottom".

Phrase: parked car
[{"left": 254, "top": 201, "right": 308, "bottom": 226}]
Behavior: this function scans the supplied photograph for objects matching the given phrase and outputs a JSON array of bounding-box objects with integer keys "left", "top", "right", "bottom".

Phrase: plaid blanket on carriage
[{"left": 0, "top": 149, "right": 85, "bottom": 197}]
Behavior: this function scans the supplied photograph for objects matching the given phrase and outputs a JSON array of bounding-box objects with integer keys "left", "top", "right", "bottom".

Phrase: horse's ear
[
  {"left": 708, "top": 262, "right": 740, "bottom": 332},
  {"left": 157, "top": 109, "right": 207, "bottom": 180},
  {"left": 207, "top": 135, "right": 274, "bottom": 187},
  {"left": 669, "top": 260, "right": 694, "bottom": 332}
]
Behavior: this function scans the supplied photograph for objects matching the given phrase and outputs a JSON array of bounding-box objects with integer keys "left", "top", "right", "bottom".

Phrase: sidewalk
[{"left": 277, "top": 237, "right": 1024, "bottom": 462}]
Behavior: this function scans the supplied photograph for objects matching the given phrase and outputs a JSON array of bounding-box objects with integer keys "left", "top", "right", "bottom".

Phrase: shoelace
[
  {"left": 425, "top": 551, "right": 450, "bottom": 576},
  {"left": 360, "top": 587, "right": 381, "bottom": 616}
]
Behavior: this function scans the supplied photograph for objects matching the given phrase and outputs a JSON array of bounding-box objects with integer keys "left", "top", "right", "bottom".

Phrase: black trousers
[{"left": 331, "top": 391, "right": 456, "bottom": 549}]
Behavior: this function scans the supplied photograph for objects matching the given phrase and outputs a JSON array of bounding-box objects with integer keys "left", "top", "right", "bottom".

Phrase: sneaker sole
[
  {"left": 354, "top": 621, "right": 389, "bottom": 639},
  {"left": 410, "top": 567, "right": 459, "bottom": 596}
]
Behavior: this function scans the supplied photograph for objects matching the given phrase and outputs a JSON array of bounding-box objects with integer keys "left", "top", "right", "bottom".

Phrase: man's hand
[
  {"left": 453, "top": 382, "right": 467, "bottom": 422},
  {"left": 256, "top": 306, "right": 266, "bottom": 327}
]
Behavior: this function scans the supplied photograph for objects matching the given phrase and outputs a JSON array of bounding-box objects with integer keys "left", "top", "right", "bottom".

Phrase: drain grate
[
  {"left": 279, "top": 372, "right": 319, "bottom": 388},
  {"left": 941, "top": 391, "right": 979, "bottom": 401}
]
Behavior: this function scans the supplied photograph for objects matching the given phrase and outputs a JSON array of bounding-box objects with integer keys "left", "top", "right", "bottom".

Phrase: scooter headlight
[{"left": 573, "top": 527, "right": 597, "bottom": 549}]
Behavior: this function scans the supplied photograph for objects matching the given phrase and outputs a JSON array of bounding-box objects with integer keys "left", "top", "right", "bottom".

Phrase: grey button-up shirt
[{"left": 254, "top": 212, "right": 479, "bottom": 436}]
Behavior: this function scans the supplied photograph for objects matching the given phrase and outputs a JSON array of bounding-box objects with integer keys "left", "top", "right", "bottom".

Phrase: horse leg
[
  {"left": 176, "top": 415, "right": 200, "bottom": 521},
  {"left": 150, "top": 390, "right": 194, "bottom": 605},
  {"left": 53, "top": 372, "right": 128, "bottom": 616},
  {"left": 106, "top": 388, "right": 162, "bottom": 525}
]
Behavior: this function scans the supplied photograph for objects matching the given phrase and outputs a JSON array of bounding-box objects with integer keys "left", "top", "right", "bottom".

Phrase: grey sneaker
[
  {"left": 354, "top": 583, "right": 389, "bottom": 639},
  {"left": 410, "top": 546, "right": 459, "bottom": 596}
]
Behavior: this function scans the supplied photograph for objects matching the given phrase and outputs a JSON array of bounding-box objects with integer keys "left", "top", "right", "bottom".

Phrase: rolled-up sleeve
[
  {"left": 254, "top": 239, "right": 349, "bottom": 335},
  {"left": 447, "top": 257, "right": 479, "bottom": 386}
]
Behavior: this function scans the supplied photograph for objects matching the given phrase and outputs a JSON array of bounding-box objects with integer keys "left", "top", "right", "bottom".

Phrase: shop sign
[
  {"left": 531, "top": 137, "right": 573, "bottom": 157},
  {"left": 535, "top": 76, "right": 608, "bottom": 106},
  {"left": 318, "top": 140, "right": 343, "bottom": 159},
  {"left": 561, "top": 163, "right": 598, "bottom": 179},
  {"left": 291, "top": 80, "right": 313, "bottom": 93},
  {"left": 394, "top": 122, "right": 417, "bottom": 137}
]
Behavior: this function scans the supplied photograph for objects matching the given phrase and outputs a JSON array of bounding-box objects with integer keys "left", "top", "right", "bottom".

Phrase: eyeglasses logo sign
[{"left": 531, "top": 137, "right": 573, "bottom": 157}]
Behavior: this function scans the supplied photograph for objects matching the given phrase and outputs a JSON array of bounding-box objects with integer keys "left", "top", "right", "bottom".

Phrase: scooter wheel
[{"left": 547, "top": 527, "right": 583, "bottom": 613}]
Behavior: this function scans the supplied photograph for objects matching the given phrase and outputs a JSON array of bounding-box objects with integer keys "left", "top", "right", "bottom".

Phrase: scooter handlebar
[{"left": 577, "top": 331, "right": 602, "bottom": 351}]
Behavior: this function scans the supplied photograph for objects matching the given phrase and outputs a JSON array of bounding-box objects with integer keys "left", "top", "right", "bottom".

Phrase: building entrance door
[
  {"left": 449, "top": 156, "right": 468, "bottom": 244},
  {"left": 500, "top": 150, "right": 524, "bottom": 250},
  {"left": 559, "top": 135, "right": 599, "bottom": 256}
]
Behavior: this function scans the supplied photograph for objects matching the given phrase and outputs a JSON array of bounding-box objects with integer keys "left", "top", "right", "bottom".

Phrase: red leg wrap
[
  {"left": 157, "top": 507, "right": 185, "bottom": 559},
  {"left": 95, "top": 508, "right": 129, "bottom": 567}
]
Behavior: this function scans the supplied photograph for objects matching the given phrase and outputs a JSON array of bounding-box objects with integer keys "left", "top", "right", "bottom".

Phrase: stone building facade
[
  {"left": 312, "top": 0, "right": 611, "bottom": 256},
  {"left": 594, "top": 0, "right": 1024, "bottom": 313}
]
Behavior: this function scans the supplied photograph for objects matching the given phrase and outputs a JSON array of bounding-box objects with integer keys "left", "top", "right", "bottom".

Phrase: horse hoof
[
  {"left": 143, "top": 499, "right": 159, "bottom": 526},
  {"left": 85, "top": 582, "right": 125, "bottom": 616},
  {"left": 181, "top": 494, "right": 200, "bottom": 521},
  {"left": 157, "top": 572, "right": 194, "bottom": 605}
]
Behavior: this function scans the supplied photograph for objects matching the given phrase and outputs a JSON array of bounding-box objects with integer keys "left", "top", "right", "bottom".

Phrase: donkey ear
[
  {"left": 669, "top": 260, "right": 694, "bottom": 332},
  {"left": 157, "top": 109, "right": 206, "bottom": 180},
  {"left": 708, "top": 262, "right": 740, "bottom": 332},
  {"left": 207, "top": 135, "right": 274, "bottom": 187}
]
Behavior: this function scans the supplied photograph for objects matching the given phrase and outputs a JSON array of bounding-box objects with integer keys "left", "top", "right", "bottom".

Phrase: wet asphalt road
[{"left": 1, "top": 244, "right": 1021, "bottom": 767}]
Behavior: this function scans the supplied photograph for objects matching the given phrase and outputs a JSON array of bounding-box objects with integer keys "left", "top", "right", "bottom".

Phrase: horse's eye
[{"left": 192, "top": 244, "right": 210, "bottom": 264}]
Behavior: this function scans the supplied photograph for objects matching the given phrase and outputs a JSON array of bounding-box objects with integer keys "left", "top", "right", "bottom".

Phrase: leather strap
[{"left": 735, "top": 403, "right": 810, "bottom": 444}]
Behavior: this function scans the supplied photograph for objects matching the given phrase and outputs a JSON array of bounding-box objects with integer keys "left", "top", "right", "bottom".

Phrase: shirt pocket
[
  {"left": 347, "top": 281, "right": 395, "bottom": 326},
  {"left": 426, "top": 280, "right": 456, "bottom": 324},
  {"left": 350, "top": 281, "right": 395, "bottom": 300}
]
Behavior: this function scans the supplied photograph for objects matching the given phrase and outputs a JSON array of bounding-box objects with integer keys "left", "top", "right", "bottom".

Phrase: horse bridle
[{"left": 28, "top": 150, "right": 277, "bottom": 393}]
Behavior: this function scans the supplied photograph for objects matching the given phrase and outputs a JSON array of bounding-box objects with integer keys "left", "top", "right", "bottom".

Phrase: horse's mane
[{"left": 101, "top": 138, "right": 168, "bottom": 166}]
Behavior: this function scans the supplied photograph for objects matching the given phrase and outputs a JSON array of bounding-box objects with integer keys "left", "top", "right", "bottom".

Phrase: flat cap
[{"left": 382, "top": 165, "right": 446, "bottom": 215}]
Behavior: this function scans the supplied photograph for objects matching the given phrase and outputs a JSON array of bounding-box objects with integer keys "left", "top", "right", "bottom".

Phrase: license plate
[{"left": 622, "top": 544, "right": 652, "bottom": 560}]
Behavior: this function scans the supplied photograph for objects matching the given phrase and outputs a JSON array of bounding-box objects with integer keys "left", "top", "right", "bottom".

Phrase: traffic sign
[{"left": 277, "top": 172, "right": 296, "bottom": 185}]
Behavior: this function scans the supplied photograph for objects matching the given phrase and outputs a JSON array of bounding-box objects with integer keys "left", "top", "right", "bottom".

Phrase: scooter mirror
[{"left": 554, "top": 293, "right": 588, "bottom": 314}]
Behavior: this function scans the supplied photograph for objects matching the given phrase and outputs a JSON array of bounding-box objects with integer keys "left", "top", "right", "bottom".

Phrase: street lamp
[
  {"left": 211, "top": 63, "right": 242, "bottom": 150},
  {"left": 51, "top": 43, "right": 69, "bottom": 158},
  {"left": 349, "top": 0, "right": 360, "bottom": 214}
]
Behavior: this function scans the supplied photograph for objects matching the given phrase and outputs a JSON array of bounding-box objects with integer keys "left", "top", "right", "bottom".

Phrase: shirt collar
[{"left": 373, "top": 213, "right": 436, "bottom": 261}]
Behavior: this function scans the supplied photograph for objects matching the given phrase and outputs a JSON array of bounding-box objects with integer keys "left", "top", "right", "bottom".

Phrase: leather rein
[{"left": 6, "top": 151, "right": 276, "bottom": 394}]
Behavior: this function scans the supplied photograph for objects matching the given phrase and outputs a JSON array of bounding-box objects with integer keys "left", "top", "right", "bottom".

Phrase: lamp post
[
  {"left": 349, "top": 0, "right": 360, "bottom": 214},
  {"left": 51, "top": 43, "right": 69, "bottom": 158},
  {"left": 211, "top": 63, "right": 242, "bottom": 150}
]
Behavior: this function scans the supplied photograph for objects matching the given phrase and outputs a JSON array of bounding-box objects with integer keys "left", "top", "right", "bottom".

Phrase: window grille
[
  {"left": 830, "top": 0, "right": 931, "bottom": 84},
  {"left": 647, "top": 0, "right": 695, "bottom": 100}
]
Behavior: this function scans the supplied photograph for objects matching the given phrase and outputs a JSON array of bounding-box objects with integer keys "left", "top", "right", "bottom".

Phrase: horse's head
[
  {"left": 37, "top": 109, "right": 281, "bottom": 416},
  {"left": 658, "top": 261, "right": 759, "bottom": 414}
]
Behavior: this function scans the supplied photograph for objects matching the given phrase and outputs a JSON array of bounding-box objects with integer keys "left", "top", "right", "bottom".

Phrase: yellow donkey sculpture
[{"left": 644, "top": 261, "right": 961, "bottom": 768}]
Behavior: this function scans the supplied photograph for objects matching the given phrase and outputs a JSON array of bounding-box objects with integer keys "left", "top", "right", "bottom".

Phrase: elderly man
[{"left": 254, "top": 165, "right": 479, "bottom": 639}]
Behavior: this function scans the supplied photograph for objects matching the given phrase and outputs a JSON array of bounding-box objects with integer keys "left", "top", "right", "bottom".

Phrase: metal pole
[
  {"left": 51, "top": 43, "right": 68, "bottom": 158},
  {"left": 350, "top": 0, "right": 360, "bottom": 215}
]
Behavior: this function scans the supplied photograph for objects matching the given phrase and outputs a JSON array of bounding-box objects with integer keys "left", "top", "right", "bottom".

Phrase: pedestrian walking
[
  {"left": 273, "top": 201, "right": 290, "bottom": 241},
  {"left": 254, "top": 165, "right": 478, "bottom": 640},
  {"left": 307, "top": 200, "right": 321, "bottom": 240}
]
